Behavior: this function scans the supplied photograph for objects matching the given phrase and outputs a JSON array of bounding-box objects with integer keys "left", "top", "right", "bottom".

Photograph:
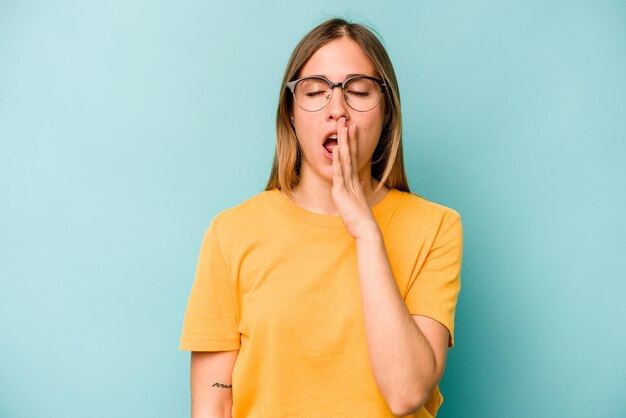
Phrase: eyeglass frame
[{"left": 285, "top": 75, "right": 387, "bottom": 112}]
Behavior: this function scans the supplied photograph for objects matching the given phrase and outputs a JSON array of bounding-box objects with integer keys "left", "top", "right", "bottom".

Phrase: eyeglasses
[{"left": 286, "top": 75, "right": 386, "bottom": 112}]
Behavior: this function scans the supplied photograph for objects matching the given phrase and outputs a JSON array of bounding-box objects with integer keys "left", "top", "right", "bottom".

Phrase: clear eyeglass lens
[{"left": 294, "top": 77, "right": 381, "bottom": 111}]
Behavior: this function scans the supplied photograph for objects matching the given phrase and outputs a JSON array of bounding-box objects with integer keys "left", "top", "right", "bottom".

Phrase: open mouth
[{"left": 323, "top": 135, "right": 338, "bottom": 153}]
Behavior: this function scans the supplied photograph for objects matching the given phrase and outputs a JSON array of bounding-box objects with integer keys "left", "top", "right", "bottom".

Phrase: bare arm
[
  {"left": 327, "top": 118, "right": 460, "bottom": 415},
  {"left": 329, "top": 119, "right": 452, "bottom": 415},
  {"left": 355, "top": 229, "right": 450, "bottom": 416},
  {"left": 190, "top": 350, "right": 238, "bottom": 418}
]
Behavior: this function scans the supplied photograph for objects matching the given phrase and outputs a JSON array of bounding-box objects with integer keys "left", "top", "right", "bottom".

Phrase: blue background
[{"left": 1, "top": 1, "right": 625, "bottom": 417}]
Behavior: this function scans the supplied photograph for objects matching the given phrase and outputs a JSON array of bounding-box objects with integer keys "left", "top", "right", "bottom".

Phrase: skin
[
  {"left": 289, "top": 36, "right": 389, "bottom": 219},
  {"left": 290, "top": 37, "right": 451, "bottom": 415}
]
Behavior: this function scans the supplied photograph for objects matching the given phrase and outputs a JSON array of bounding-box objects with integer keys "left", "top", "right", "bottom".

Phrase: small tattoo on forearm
[{"left": 212, "top": 382, "right": 232, "bottom": 389}]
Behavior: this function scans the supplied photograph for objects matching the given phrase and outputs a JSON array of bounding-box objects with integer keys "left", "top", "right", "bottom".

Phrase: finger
[
  {"left": 348, "top": 124, "right": 358, "bottom": 174},
  {"left": 332, "top": 141, "right": 344, "bottom": 188},
  {"left": 338, "top": 120, "right": 352, "bottom": 181},
  {"left": 332, "top": 139, "right": 343, "bottom": 184}
]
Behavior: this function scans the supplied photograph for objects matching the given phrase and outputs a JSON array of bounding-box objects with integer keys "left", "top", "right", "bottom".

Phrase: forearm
[{"left": 355, "top": 226, "right": 438, "bottom": 414}]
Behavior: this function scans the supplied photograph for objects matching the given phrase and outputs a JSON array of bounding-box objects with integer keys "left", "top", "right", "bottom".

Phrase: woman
[{"left": 180, "top": 18, "right": 462, "bottom": 418}]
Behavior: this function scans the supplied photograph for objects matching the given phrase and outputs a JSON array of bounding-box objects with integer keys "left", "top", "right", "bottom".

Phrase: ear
[{"left": 289, "top": 116, "right": 297, "bottom": 138}]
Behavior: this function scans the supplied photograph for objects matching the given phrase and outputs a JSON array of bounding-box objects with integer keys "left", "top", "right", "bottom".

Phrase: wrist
[{"left": 355, "top": 222, "right": 382, "bottom": 243}]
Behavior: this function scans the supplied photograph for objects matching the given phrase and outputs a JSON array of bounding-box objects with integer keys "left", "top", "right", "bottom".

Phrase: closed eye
[
  {"left": 304, "top": 91, "right": 327, "bottom": 97},
  {"left": 347, "top": 90, "right": 370, "bottom": 97}
]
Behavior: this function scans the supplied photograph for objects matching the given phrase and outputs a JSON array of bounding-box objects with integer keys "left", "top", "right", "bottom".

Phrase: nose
[{"left": 326, "top": 85, "right": 350, "bottom": 121}]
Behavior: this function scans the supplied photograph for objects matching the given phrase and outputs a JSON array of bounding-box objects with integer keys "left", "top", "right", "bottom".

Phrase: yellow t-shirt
[{"left": 180, "top": 188, "right": 462, "bottom": 418}]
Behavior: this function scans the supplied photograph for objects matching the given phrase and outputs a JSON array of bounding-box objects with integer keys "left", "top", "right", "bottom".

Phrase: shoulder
[
  {"left": 208, "top": 189, "right": 276, "bottom": 239},
  {"left": 392, "top": 190, "right": 461, "bottom": 226},
  {"left": 387, "top": 190, "right": 463, "bottom": 256}
]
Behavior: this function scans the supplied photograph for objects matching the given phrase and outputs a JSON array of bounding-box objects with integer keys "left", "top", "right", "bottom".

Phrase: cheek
[
  {"left": 293, "top": 116, "right": 320, "bottom": 148},
  {"left": 356, "top": 123, "right": 383, "bottom": 160},
  {"left": 354, "top": 113, "right": 384, "bottom": 161}
]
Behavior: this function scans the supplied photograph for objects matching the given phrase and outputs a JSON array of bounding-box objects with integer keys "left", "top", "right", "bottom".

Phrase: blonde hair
[{"left": 265, "top": 18, "right": 410, "bottom": 197}]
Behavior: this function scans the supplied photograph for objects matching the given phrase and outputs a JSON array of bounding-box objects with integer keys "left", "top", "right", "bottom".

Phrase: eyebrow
[{"left": 309, "top": 73, "right": 374, "bottom": 78}]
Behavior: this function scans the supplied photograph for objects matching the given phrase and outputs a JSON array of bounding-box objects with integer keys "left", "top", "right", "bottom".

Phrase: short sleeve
[
  {"left": 405, "top": 210, "right": 463, "bottom": 348},
  {"left": 179, "top": 219, "right": 241, "bottom": 351}
]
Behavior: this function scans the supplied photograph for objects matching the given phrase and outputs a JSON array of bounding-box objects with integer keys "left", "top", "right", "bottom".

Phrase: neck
[{"left": 286, "top": 167, "right": 387, "bottom": 216}]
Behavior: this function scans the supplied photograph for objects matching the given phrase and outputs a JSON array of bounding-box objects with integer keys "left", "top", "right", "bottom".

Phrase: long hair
[{"left": 265, "top": 18, "right": 410, "bottom": 197}]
